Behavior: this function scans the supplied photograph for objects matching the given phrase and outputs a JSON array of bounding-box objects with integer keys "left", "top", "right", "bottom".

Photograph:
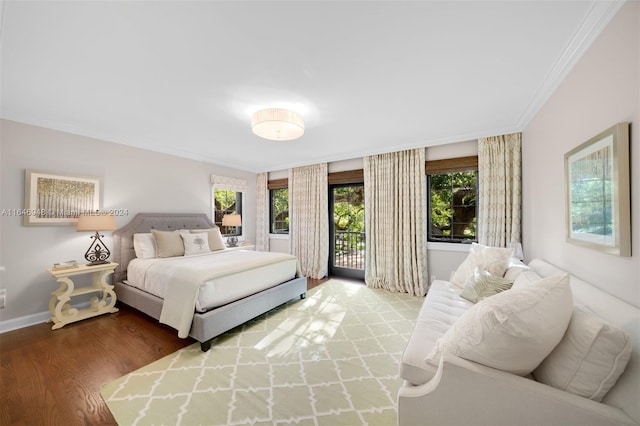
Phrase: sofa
[{"left": 398, "top": 256, "right": 639, "bottom": 426}]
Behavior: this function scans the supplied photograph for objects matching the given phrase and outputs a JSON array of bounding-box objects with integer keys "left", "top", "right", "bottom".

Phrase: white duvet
[{"left": 125, "top": 250, "right": 300, "bottom": 337}]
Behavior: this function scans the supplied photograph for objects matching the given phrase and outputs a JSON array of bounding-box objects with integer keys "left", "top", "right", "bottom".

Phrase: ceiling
[{"left": 0, "top": 1, "right": 624, "bottom": 173}]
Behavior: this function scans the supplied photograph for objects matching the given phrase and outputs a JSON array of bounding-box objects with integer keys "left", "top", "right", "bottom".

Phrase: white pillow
[
  {"left": 181, "top": 232, "right": 211, "bottom": 256},
  {"left": 450, "top": 243, "right": 513, "bottom": 286},
  {"left": 191, "top": 228, "right": 225, "bottom": 251},
  {"left": 427, "top": 273, "right": 573, "bottom": 375},
  {"left": 533, "top": 309, "right": 632, "bottom": 402},
  {"left": 512, "top": 269, "right": 543, "bottom": 290},
  {"left": 133, "top": 233, "right": 156, "bottom": 259}
]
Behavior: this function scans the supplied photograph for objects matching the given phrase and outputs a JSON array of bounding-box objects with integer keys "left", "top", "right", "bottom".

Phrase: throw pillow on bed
[
  {"left": 151, "top": 229, "right": 185, "bottom": 257},
  {"left": 133, "top": 233, "right": 157, "bottom": 258},
  {"left": 181, "top": 232, "right": 211, "bottom": 256},
  {"left": 191, "top": 228, "right": 226, "bottom": 251},
  {"left": 427, "top": 273, "right": 573, "bottom": 376},
  {"left": 533, "top": 309, "right": 632, "bottom": 402},
  {"left": 459, "top": 267, "right": 514, "bottom": 303}
]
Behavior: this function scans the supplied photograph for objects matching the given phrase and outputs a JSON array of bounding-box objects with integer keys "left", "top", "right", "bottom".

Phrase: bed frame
[{"left": 112, "top": 213, "right": 307, "bottom": 351}]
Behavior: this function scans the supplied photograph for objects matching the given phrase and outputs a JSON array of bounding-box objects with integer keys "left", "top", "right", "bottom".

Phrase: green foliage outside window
[
  {"left": 270, "top": 188, "right": 289, "bottom": 234},
  {"left": 333, "top": 185, "right": 365, "bottom": 253},
  {"left": 429, "top": 171, "right": 477, "bottom": 242},
  {"left": 214, "top": 189, "right": 242, "bottom": 235}
]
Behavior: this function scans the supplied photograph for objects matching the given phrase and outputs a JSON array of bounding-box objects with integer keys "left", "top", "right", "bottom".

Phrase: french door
[{"left": 329, "top": 183, "right": 365, "bottom": 280}]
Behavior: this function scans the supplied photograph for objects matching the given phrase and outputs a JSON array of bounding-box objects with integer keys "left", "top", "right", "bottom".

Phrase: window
[
  {"left": 213, "top": 189, "right": 243, "bottom": 236},
  {"left": 426, "top": 157, "right": 478, "bottom": 243},
  {"left": 270, "top": 188, "right": 289, "bottom": 234}
]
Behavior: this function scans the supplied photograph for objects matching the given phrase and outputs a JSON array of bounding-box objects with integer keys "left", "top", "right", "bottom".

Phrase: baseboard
[{"left": 0, "top": 301, "right": 90, "bottom": 334}]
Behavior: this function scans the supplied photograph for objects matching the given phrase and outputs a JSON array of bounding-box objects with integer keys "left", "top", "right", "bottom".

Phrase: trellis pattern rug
[{"left": 101, "top": 279, "right": 423, "bottom": 425}]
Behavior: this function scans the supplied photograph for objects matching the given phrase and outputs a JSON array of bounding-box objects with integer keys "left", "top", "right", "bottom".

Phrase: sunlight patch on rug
[{"left": 101, "top": 279, "right": 424, "bottom": 425}]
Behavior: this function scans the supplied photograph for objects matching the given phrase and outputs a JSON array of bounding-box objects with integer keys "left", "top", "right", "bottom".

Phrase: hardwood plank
[{"left": 0, "top": 278, "right": 337, "bottom": 425}]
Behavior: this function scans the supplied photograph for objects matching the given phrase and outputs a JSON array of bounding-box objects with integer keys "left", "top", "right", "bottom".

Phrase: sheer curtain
[
  {"left": 255, "top": 172, "right": 269, "bottom": 252},
  {"left": 289, "top": 163, "right": 329, "bottom": 279},
  {"left": 364, "top": 148, "right": 428, "bottom": 296},
  {"left": 478, "top": 132, "right": 522, "bottom": 247}
]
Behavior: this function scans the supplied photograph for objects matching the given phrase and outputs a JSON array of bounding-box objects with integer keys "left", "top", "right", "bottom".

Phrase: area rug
[{"left": 101, "top": 279, "right": 424, "bottom": 425}]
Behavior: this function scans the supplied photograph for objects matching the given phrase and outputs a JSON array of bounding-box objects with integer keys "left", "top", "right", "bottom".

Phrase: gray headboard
[{"left": 112, "top": 213, "right": 216, "bottom": 283}]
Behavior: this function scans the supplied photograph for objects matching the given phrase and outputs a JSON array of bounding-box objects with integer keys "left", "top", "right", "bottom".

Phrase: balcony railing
[{"left": 334, "top": 231, "right": 365, "bottom": 270}]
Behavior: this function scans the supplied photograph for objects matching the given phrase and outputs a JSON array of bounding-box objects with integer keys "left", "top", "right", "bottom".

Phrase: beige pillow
[
  {"left": 459, "top": 268, "right": 514, "bottom": 303},
  {"left": 191, "top": 228, "right": 225, "bottom": 251},
  {"left": 151, "top": 229, "right": 185, "bottom": 258},
  {"left": 181, "top": 232, "right": 210, "bottom": 256},
  {"left": 533, "top": 309, "right": 632, "bottom": 402},
  {"left": 428, "top": 274, "right": 573, "bottom": 375},
  {"left": 450, "top": 243, "right": 513, "bottom": 286}
]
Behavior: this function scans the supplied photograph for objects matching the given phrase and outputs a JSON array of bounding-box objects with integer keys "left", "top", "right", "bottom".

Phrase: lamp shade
[
  {"left": 76, "top": 213, "right": 117, "bottom": 232},
  {"left": 221, "top": 214, "right": 242, "bottom": 227},
  {"left": 251, "top": 108, "right": 304, "bottom": 141}
]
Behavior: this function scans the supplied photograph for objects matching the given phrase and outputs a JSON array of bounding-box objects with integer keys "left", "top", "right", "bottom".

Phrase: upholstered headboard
[{"left": 112, "top": 213, "right": 216, "bottom": 283}]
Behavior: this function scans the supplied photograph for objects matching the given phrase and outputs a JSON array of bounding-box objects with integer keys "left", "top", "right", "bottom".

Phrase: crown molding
[{"left": 517, "top": 0, "right": 627, "bottom": 129}]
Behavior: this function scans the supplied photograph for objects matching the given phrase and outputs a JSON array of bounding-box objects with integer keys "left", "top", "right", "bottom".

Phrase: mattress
[{"left": 124, "top": 250, "right": 298, "bottom": 312}]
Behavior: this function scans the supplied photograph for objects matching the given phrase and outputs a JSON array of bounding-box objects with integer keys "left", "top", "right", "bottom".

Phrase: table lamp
[
  {"left": 76, "top": 213, "right": 117, "bottom": 265},
  {"left": 221, "top": 214, "right": 241, "bottom": 247}
]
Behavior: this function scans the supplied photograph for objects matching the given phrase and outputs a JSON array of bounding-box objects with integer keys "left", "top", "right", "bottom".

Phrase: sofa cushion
[
  {"left": 533, "top": 309, "right": 632, "bottom": 402},
  {"left": 427, "top": 274, "right": 573, "bottom": 376},
  {"left": 450, "top": 243, "right": 513, "bottom": 287},
  {"left": 399, "top": 280, "right": 473, "bottom": 385}
]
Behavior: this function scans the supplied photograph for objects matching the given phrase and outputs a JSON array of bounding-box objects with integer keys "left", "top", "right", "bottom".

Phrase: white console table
[{"left": 47, "top": 262, "right": 119, "bottom": 329}]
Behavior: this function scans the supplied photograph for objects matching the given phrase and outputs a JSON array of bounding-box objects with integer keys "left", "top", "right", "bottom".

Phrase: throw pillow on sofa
[
  {"left": 533, "top": 309, "right": 632, "bottom": 402},
  {"left": 450, "top": 243, "right": 514, "bottom": 287},
  {"left": 427, "top": 273, "right": 573, "bottom": 376},
  {"left": 459, "top": 267, "right": 514, "bottom": 303}
]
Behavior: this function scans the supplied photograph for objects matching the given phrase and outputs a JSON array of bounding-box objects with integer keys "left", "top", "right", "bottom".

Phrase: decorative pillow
[
  {"left": 427, "top": 273, "right": 573, "bottom": 376},
  {"left": 450, "top": 243, "right": 513, "bottom": 287},
  {"left": 459, "top": 268, "right": 514, "bottom": 303},
  {"left": 191, "top": 228, "right": 225, "bottom": 251},
  {"left": 533, "top": 309, "right": 632, "bottom": 402},
  {"left": 512, "top": 269, "right": 544, "bottom": 290},
  {"left": 133, "top": 233, "right": 156, "bottom": 259},
  {"left": 151, "top": 229, "right": 185, "bottom": 258},
  {"left": 181, "top": 232, "right": 211, "bottom": 256},
  {"left": 503, "top": 259, "right": 530, "bottom": 281}
]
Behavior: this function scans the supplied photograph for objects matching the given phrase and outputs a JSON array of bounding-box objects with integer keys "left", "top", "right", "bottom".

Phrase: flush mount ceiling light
[{"left": 251, "top": 108, "right": 304, "bottom": 141}]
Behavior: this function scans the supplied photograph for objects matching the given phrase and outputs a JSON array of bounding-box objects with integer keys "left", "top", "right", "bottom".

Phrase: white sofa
[{"left": 398, "top": 258, "right": 640, "bottom": 426}]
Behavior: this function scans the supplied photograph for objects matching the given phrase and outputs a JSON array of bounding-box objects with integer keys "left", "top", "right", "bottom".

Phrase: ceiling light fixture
[{"left": 251, "top": 108, "right": 304, "bottom": 141}]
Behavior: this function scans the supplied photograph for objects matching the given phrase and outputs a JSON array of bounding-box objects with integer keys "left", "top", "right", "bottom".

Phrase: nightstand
[
  {"left": 46, "top": 262, "right": 119, "bottom": 329},
  {"left": 226, "top": 243, "right": 255, "bottom": 251}
]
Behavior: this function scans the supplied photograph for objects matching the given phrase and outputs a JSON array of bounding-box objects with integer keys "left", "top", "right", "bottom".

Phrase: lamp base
[
  {"left": 226, "top": 236, "right": 238, "bottom": 248},
  {"left": 84, "top": 232, "right": 112, "bottom": 265}
]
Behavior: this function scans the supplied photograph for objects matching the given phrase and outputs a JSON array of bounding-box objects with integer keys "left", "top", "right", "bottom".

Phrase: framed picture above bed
[
  {"left": 564, "top": 122, "right": 631, "bottom": 256},
  {"left": 23, "top": 169, "right": 102, "bottom": 226}
]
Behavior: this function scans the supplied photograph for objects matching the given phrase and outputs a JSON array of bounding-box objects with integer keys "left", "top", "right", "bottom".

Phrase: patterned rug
[{"left": 101, "top": 279, "right": 423, "bottom": 425}]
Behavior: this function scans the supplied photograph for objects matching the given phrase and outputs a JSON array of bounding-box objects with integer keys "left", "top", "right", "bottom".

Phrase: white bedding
[{"left": 126, "top": 250, "right": 299, "bottom": 312}]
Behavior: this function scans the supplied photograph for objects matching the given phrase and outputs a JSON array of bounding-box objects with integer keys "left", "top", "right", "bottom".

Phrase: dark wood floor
[{"left": 0, "top": 277, "right": 330, "bottom": 426}]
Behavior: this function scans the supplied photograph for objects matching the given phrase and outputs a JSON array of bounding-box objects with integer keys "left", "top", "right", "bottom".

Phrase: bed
[{"left": 112, "top": 213, "right": 307, "bottom": 351}]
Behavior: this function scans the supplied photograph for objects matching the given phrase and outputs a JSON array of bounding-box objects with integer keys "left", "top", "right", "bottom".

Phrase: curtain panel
[
  {"left": 255, "top": 172, "right": 269, "bottom": 252},
  {"left": 478, "top": 132, "right": 522, "bottom": 247},
  {"left": 364, "top": 148, "right": 428, "bottom": 296},
  {"left": 289, "top": 164, "right": 329, "bottom": 279}
]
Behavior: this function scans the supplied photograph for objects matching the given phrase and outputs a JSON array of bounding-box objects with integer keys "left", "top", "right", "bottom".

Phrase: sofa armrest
[{"left": 398, "top": 354, "right": 638, "bottom": 426}]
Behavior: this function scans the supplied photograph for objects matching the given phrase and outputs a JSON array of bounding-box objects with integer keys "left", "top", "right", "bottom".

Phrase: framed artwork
[
  {"left": 564, "top": 122, "right": 631, "bottom": 256},
  {"left": 24, "top": 169, "right": 102, "bottom": 226}
]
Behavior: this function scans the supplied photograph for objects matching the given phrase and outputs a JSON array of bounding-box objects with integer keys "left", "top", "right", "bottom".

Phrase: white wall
[
  {"left": 522, "top": 1, "right": 639, "bottom": 306},
  {"left": 0, "top": 119, "right": 256, "bottom": 328}
]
